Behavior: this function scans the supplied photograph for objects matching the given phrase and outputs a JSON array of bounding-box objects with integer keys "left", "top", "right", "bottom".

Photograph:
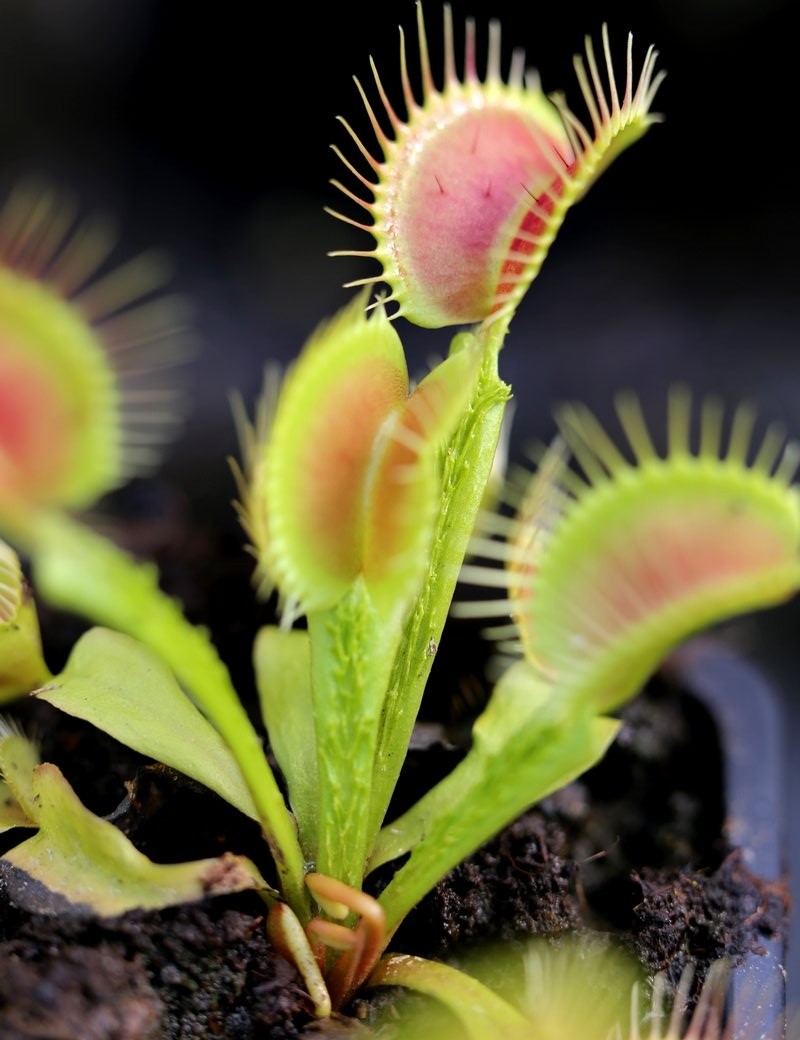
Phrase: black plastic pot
[{"left": 666, "top": 636, "right": 788, "bottom": 1039}]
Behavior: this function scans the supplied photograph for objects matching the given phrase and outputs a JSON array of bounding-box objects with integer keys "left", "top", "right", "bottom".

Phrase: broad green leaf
[
  {"left": 36, "top": 627, "right": 259, "bottom": 821},
  {"left": 2, "top": 763, "right": 271, "bottom": 916},
  {"left": 254, "top": 625, "right": 318, "bottom": 858}
]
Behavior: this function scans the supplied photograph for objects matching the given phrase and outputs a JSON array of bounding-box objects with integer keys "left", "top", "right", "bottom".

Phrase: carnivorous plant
[{"left": 1, "top": 4, "right": 797, "bottom": 1023}]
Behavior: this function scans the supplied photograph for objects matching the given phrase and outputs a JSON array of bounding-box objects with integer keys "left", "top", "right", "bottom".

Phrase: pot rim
[{"left": 665, "top": 635, "right": 788, "bottom": 1037}]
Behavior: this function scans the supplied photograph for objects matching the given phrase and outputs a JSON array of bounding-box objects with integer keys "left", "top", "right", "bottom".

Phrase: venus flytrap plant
[
  {"left": 368, "top": 935, "right": 645, "bottom": 1039},
  {"left": 311, "top": 6, "right": 667, "bottom": 890},
  {"left": 0, "top": 4, "right": 795, "bottom": 1027},
  {"left": 230, "top": 6, "right": 798, "bottom": 1005},
  {"left": 0, "top": 184, "right": 297, "bottom": 917}
]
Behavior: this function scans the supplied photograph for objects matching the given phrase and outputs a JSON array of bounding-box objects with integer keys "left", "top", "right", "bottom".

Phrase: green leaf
[
  {"left": 373, "top": 662, "right": 619, "bottom": 933},
  {"left": 254, "top": 625, "right": 318, "bottom": 858},
  {"left": 35, "top": 627, "right": 259, "bottom": 821},
  {"left": 2, "top": 763, "right": 272, "bottom": 916}
]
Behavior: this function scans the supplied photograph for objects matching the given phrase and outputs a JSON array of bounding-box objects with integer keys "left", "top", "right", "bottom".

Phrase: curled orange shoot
[{"left": 305, "top": 873, "right": 387, "bottom": 1012}]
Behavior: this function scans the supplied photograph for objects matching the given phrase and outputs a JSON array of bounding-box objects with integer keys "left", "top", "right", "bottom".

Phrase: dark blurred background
[{"left": 2, "top": 0, "right": 798, "bottom": 1011}]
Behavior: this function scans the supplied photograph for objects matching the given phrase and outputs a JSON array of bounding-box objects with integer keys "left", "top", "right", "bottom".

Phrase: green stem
[{"left": 26, "top": 511, "right": 309, "bottom": 919}]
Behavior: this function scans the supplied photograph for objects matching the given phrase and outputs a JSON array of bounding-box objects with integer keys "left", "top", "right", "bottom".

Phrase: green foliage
[{"left": 0, "top": 4, "right": 796, "bottom": 1026}]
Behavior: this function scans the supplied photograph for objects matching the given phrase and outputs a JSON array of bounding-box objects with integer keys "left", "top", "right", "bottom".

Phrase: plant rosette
[{"left": 0, "top": 5, "right": 795, "bottom": 1038}]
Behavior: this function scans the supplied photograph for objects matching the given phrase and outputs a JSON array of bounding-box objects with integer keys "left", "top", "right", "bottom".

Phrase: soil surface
[{"left": 0, "top": 483, "right": 790, "bottom": 1038}]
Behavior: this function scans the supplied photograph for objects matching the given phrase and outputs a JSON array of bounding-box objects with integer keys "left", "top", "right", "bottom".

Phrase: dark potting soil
[
  {"left": 0, "top": 677, "right": 787, "bottom": 1039},
  {"left": 0, "top": 487, "right": 789, "bottom": 1038}
]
